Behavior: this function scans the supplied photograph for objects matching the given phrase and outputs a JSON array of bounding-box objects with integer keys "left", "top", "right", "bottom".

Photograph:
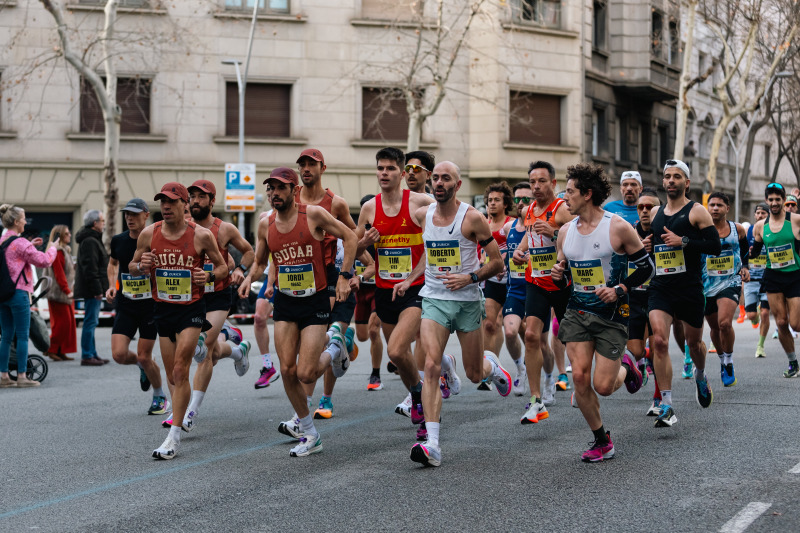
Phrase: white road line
[
  {"left": 720, "top": 502, "right": 772, "bottom": 533},
  {"left": 789, "top": 461, "right": 800, "bottom": 474}
]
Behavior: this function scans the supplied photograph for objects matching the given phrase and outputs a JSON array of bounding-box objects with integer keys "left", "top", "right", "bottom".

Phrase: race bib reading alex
[
  {"left": 529, "top": 246, "right": 557, "bottom": 277},
  {"left": 121, "top": 273, "right": 152, "bottom": 300},
  {"left": 278, "top": 263, "right": 316, "bottom": 297},
  {"left": 426, "top": 240, "right": 462, "bottom": 274},
  {"left": 155, "top": 268, "right": 192, "bottom": 302},
  {"left": 654, "top": 245, "right": 686, "bottom": 275},
  {"left": 570, "top": 259, "right": 605, "bottom": 292},
  {"left": 378, "top": 247, "right": 412, "bottom": 280},
  {"left": 706, "top": 250, "right": 735, "bottom": 276}
]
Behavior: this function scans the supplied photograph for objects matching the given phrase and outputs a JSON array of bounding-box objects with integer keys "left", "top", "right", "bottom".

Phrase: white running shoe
[
  {"left": 484, "top": 351, "right": 512, "bottom": 397},
  {"left": 278, "top": 415, "right": 303, "bottom": 440},
  {"left": 182, "top": 410, "right": 196, "bottom": 432},
  {"left": 289, "top": 433, "right": 322, "bottom": 457},
  {"left": 542, "top": 375, "right": 556, "bottom": 406},
  {"left": 234, "top": 340, "right": 251, "bottom": 377},
  {"left": 512, "top": 366, "right": 528, "bottom": 396},
  {"left": 410, "top": 440, "right": 442, "bottom": 467},
  {"left": 520, "top": 400, "right": 549, "bottom": 424},
  {"left": 152, "top": 435, "right": 179, "bottom": 460},
  {"left": 566, "top": 364, "right": 572, "bottom": 373},
  {"left": 571, "top": 391, "right": 578, "bottom": 408},
  {"left": 395, "top": 393, "right": 412, "bottom": 417},
  {"left": 193, "top": 332, "right": 208, "bottom": 363},
  {"left": 329, "top": 333, "right": 350, "bottom": 378},
  {"left": 442, "top": 354, "right": 461, "bottom": 395}
]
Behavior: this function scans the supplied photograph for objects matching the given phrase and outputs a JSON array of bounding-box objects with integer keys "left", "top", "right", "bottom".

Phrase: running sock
[
  {"left": 168, "top": 425, "right": 181, "bottom": 441},
  {"left": 262, "top": 353, "right": 273, "bottom": 369},
  {"left": 326, "top": 342, "right": 341, "bottom": 360},
  {"left": 298, "top": 414, "right": 317, "bottom": 436},
  {"left": 530, "top": 395, "right": 541, "bottom": 405},
  {"left": 592, "top": 425, "right": 608, "bottom": 444},
  {"left": 188, "top": 390, "right": 205, "bottom": 413},
  {"left": 694, "top": 367, "right": 707, "bottom": 382},
  {"left": 787, "top": 352, "right": 797, "bottom": 361},
  {"left": 440, "top": 355, "right": 453, "bottom": 373},
  {"left": 426, "top": 422, "right": 440, "bottom": 446},
  {"left": 514, "top": 358, "right": 525, "bottom": 373},
  {"left": 306, "top": 396, "right": 313, "bottom": 409},
  {"left": 758, "top": 336, "right": 766, "bottom": 348},
  {"left": 229, "top": 344, "right": 243, "bottom": 361},
  {"left": 370, "top": 367, "right": 380, "bottom": 377},
  {"left": 722, "top": 353, "right": 733, "bottom": 365},
  {"left": 152, "top": 386, "right": 165, "bottom": 398},
  {"left": 660, "top": 390, "right": 672, "bottom": 406},
  {"left": 684, "top": 344, "right": 691, "bottom": 360}
]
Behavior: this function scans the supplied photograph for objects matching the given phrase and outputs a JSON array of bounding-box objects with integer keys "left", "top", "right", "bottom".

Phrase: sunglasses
[
  {"left": 637, "top": 203, "right": 656, "bottom": 211},
  {"left": 404, "top": 164, "right": 429, "bottom": 174},
  {"left": 767, "top": 182, "right": 785, "bottom": 190},
  {"left": 513, "top": 197, "right": 532, "bottom": 205},
  {"left": 786, "top": 203, "right": 797, "bottom": 207},
  {"left": 665, "top": 159, "right": 679, "bottom": 166}
]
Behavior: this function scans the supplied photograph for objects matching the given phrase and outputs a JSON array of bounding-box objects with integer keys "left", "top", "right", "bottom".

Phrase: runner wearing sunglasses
[{"left": 404, "top": 151, "right": 434, "bottom": 195}]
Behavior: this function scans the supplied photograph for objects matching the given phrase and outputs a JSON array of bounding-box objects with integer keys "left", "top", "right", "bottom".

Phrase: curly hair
[
  {"left": 566, "top": 163, "right": 611, "bottom": 206},
  {"left": 484, "top": 181, "right": 513, "bottom": 214}
]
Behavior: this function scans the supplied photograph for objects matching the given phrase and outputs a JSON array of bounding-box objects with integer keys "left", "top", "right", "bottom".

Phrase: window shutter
[
  {"left": 509, "top": 92, "right": 561, "bottom": 145},
  {"left": 226, "top": 83, "right": 291, "bottom": 137},
  {"left": 362, "top": 87, "right": 414, "bottom": 141}
]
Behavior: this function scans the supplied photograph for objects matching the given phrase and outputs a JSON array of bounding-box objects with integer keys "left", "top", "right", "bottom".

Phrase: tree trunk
[
  {"left": 406, "top": 112, "right": 423, "bottom": 152},
  {"left": 101, "top": 0, "right": 120, "bottom": 248},
  {"left": 706, "top": 115, "right": 732, "bottom": 190},
  {"left": 674, "top": 0, "right": 697, "bottom": 160}
]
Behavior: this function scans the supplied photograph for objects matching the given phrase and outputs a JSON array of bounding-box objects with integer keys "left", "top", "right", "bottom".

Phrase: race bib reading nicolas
[
  {"left": 570, "top": 259, "right": 605, "bottom": 292},
  {"left": 355, "top": 260, "right": 374, "bottom": 284},
  {"left": 529, "top": 246, "right": 557, "bottom": 277},
  {"left": 203, "top": 263, "right": 215, "bottom": 293},
  {"left": 654, "top": 245, "right": 686, "bottom": 275},
  {"left": 768, "top": 244, "right": 796, "bottom": 269},
  {"left": 750, "top": 251, "right": 767, "bottom": 271},
  {"left": 155, "top": 268, "right": 192, "bottom": 302},
  {"left": 627, "top": 262, "right": 650, "bottom": 291},
  {"left": 377, "top": 247, "right": 412, "bottom": 280},
  {"left": 278, "top": 263, "right": 316, "bottom": 297},
  {"left": 426, "top": 240, "right": 462, "bottom": 274},
  {"left": 121, "top": 273, "right": 152, "bottom": 300},
  {"left": 706, "top": 250, "right": 735, "bottom": 276}
]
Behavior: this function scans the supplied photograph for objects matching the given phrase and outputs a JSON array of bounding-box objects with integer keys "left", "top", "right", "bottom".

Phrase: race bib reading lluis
[
  {"left": 529, "top": 246, "right": 557, "bottom": 277},
  {"left": 203, "top": 263, "right": 215, "bottom": 293},
  {"left": 654, "top": 245, "right": 686, "bottom": 275},
  {"left": 426, "top": 240, "right": 462, "bottom": 274},
  {"left": 121, "top": 273, "right": 152, "bottom": 300},
  {"left": 377, "top": 247, "right": 412, "bottom": 280},
  {"left": 706, "top": 250, "right": 735, "bottom": 276},
  {"left": 768, "top": 244, "right": 796, "bottom": 269},
  {"left": 155, "top": 268, "right": 192, "bottom": 302},
  {"left": 570, "top": 259, "right": 605, "bottom": 292},
  {"left": 278, "top": 263, "right": 316, "bottom": 297}
]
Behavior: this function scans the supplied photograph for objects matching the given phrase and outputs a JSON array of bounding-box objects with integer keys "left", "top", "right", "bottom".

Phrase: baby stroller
[{"left": 1, "top": 276, "right": 50, "bottom": 383}]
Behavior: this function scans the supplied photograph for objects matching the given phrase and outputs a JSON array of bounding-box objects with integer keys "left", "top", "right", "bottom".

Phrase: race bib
[
  {"left": 706, "top": 250, "right": 735, "bottom": 276},
  {"left": 627, "top": 262, "right": 650, "bottom": 291},
  {"left": 750, "top": 251, "right": 767, "bottom": 271},
  {"left": 120, "top": 273, "right": 152, "bottom": 300},
  {"left": 768, "top": 244, "right": 796, "bottom": 269},
  {"left": 155, "top": 268, "right": 192, "bottom": 302},
  {"left": 654, "top": 245, "right": 686, "bottom": 275},
  {"left": 529, "top": 246, "right": 557, "bottom": 278},
  {"left": 355, "top": 260, "right": 375, "bottom": 284},
  {"left": 426, "top": 240, "right": 462, "bottom": 274},
  {"left": 508, "top": 259, "right": 527, "bottom": 279},
  {"left": 377, "top": 247, "right": 412, "bottom": 280},
  {"left": 203, "top": 263, "right": 215, "bottom": 293},
  {"left": 278, "top": 263, "right": 316, "bottom": 297},
  {"left": 570, "top": 259, "right": 605, "bottom": 292}
]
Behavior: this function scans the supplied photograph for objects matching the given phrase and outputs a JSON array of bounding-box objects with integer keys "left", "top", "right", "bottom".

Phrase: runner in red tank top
[
  {"left": 130, "top": 182, "right": 227, "bottom": 460},
  {"left": 239, "top": 167, "right": 358, "bottom": 458}
]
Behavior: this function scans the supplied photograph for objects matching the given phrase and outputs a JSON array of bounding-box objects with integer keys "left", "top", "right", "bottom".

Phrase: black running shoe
[
  {"left": 784, "top": 360, "right": 799, "bottom": 378},
  {"left": 140, "top": 367, "right": 151, "bottom": 392}
]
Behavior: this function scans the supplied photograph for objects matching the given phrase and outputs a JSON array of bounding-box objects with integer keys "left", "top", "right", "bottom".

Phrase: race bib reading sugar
[
  {"left": 203, "top": 263, "right": 215, "bottom": 293},
  {"left": 706, "top": 250, "right": 735, "bottom": 276},
  {"left": 278, "top": 263, "right": 316, "bottom": 297},
  {"left": 378, "top": 247, "right": 412, "bottom": 280},
  {"left": 570, "top": 259, "right": 605, "bottom": 292},
  {"left": 627, "top": 262, "right": 650, "bottom": 291},
  {"left": 768, "top": 244, "right": 796, "bottom": 269},
  {"left": 155, "top": 268, "right": 192, "bottom": 302},
  {"left": 529, "top": 246, "right": 557, "bottom": 278},
  {"left": 426, "top": 240, "right": 462, "bottom": 274},
  {"left": 121, "top": 273, "right": 152, "bottom": 300},
  {"left": 654, "top": 245, "right": 686, "bottom": 275}
]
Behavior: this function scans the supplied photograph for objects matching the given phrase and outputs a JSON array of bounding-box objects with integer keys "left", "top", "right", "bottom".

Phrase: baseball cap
[
  {"left": 188, "top": 179, "right": 216, "bottom": 196},
  {"left": 154, "top": 182, "right": 189, "bottom": 202},
  {"left": 786, "top": 195, "right": 797, "bottom": 205},
  {"left": 264, "top": 167, "right": 299, "bottom": 186},
  {"left": 664, "top": 159, "right": 691, "bottom": 180},
  {"left": 296, "top": 148, "right": 324, "bottom": 165},
  {"left": 620, "top": 171, "right": 642, "bottom": 186},
  {"left": 121, "top": 198, "right": 149, "bottom": 213},
  {"left": 755, "top": 202, "right": 769, "bottom": 213}
]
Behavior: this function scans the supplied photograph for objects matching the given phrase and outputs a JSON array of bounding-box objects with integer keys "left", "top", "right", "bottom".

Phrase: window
[
  {"left": 511, "top": 0, "right": 561, "bottom": 28},
  {"left": 508, "top": 91, "right": 561, "bottom": 145},
  {"left": 224, "top": 0, "right": 289, "bottom": 12},
  {"left": 667, "top": 20, "right": 679, "bottom": 65},
  {"left": 639, "top": 121, "right": 650, "bottom": 165},
  {"left": 79, "top": 0, "right": 148, "bottom": 5},
  {"left": 657, "top": 125, "right": 670, "bottom": 166},
  {"left": 615, "top": 114, "right": 628, "bottom": 161},
  {"left": 591, "top": 107, "right": 606, "bottom": 156},
  {"left": 80, "top": 76, "right": 151, "bottom": 134},
  {"left": 361, "top": 0, "right": 423, "bottom": 20},
  {"left": 225, "top": 82, "right": 290, "bottom": 137},
  {"left": 362, "top": 87, "right": 420, "bottom": 141},
  {"left": 651, "top": 11, "right": 663, "bottom": 59},
  {"left": 592, "top": 1, "right": 607, "bottom": 49}
]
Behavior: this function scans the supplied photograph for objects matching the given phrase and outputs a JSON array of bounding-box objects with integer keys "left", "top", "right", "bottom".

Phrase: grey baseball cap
[{"left": 121, "top": 198, "right": 149, "bottom": 213}]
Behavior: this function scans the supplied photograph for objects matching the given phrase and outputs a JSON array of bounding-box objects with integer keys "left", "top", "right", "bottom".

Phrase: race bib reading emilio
[
  {"left": 378, "top": 247, "right": 412, "bottom": 280},
  {"left": 529, "top": 246, "right": 557, "bottom": 277},
  {"left": 654, "top": 245, "right": 686, "bottom": 275},
  {"left": 768, "top": 244, "right": 796, "bottom": 269},
  {"left": 706, "top": 250, "right": 735, "bottom": 276},
  {"left": 570, "top": 259, "right": 605, "bottom": 292},
  {"left": 278, "top": 264, "right": 316, "bottom": 297},
  {"left": 426, "top": 240, "right": 462, "bottom": 274},
  {"left": 120, "top": 273, "right": 152, "bottom": 300},
  {"left": 155, "top": 269, "right": 192, "bottom": 302}
]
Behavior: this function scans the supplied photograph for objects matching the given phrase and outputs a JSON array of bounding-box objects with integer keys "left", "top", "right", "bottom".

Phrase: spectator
[
  {"left": 73, "top": 209, "right": 109, "bottom": 367},
  {"left": 683, "top": 140, "right": 697, "bottom": 158},
  {"left": 0, "top": 204, "right": 57, "bottom": 388},
  {"left": 44, "top": 224, "right": 77, "bottom": 362}
]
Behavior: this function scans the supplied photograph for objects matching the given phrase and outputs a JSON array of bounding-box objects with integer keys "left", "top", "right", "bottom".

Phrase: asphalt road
[{"left": 1, "top": 318, "right": 799, "bottom": 532}]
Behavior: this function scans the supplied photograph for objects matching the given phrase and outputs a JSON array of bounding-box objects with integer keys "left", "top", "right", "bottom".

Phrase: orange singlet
[
  {"left": 268, "top": 205, "right": 328, "bottom": 297},
  {"left": 150, "top": 221, "right": 204, "bottom": 304}
]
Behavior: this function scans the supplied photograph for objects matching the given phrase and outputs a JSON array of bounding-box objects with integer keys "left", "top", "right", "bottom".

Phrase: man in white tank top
[
  {"left": 396, "top": 161, "right": 512, "bottom": 467},
  {"left": 550, "top": 163, "right": 653, "bottom": 463}
]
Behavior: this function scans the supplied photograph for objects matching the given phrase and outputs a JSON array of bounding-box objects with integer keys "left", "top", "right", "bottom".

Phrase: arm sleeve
[
  {"left": 751, "top": 240, "right": 764, "bottom": 258},
  {"left": 685, "top": 225, "right": 721, "bottom": 256},
  {"left": 621, "top": 248, "right": 654, "bottom": 290},
  {"left": 53, "top": 250, "right": 70, "bottom": 294},
  {"left": 739, "top": 237, "right": 749, "bottom": 268}
]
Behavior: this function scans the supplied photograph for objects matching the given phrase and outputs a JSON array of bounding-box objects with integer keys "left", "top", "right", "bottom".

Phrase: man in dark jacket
[{"left": 74, "top": 209, "right": 110, "bottom": 366}]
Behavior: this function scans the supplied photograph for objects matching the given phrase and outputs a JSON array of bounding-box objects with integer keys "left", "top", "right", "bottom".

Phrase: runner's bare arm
[
  {"left": 106, "top": 257, "right": 119, "bottom": 303},
  {"left": 310, "top": 205, "right": 357, "bottom": 302},
  {"left": 440, "top": 208, "right": 501, "bottom": 292},
  {"left": 332, "top": 195, "right": 357, "bottom": 230},
  {"left": 129, "top": 226, "right": 154, "bottom": 275},
  {"left": 355, "top": 199, "right": 378, "bottom": 255},
  {"left": 222, "top": 221, "right": 255, "bottom": 285},
  {"left": 550, "top": 225, "right": 568, "bottom": 284},
  {"left": 196, "top": 227, "right": 227, "bottom": 286},
  {"left": 239, "top": 217, "right": 271, "bottom": 298}
]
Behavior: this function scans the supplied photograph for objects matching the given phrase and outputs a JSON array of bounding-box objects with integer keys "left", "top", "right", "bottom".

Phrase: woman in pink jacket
[{"left": 0, "top": 204, "right": 57, "bottom": 388}]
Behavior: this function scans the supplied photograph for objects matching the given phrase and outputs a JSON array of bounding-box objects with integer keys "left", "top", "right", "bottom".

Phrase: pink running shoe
[
  {"left": 581, "top": 431, "right": 615, "bottom": 462},
  {"left": 416, "top": 422, "right": 427, "bottom": 441},
  {"left": 254, "top": 366, "right": 280, "bottom": 389}
]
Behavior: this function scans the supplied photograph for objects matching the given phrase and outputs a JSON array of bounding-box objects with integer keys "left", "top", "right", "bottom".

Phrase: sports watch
[{"left": 470, "top": 272, "right": 479, "bottom": 284}]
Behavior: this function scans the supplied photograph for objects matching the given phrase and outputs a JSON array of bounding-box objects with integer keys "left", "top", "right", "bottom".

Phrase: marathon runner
[
  {"left": 481, "top": 182, "right": 513, "bottom": 360},
  {"left": 253, "top": 208, "right": 280, "bottom": 389},
  {"left": 604, "top": 170, "right": 642, "bottom": 225},
  {"left": 745, "top": 203, "right": 770, "bottom": 358}
]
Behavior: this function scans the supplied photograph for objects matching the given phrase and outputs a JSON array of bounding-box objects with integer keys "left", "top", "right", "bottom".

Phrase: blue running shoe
[
  {"left": 654, "top": 404, "right": 677, "bottom": 427},
  {"left": 721, "top": 363, "right": 737, "bottom": 387},
  {"left": 682, "top": 359, "right": 693, "bottom": 379},
  {"left": 695, "top": 375, "right": 713, "bottom": 408}
]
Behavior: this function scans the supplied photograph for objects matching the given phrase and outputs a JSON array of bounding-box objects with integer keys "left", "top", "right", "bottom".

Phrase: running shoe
[
  {"left": 329, "top": 333, "right": 350, "bottom": 378},
  {"left": 139, "top": 367, "right": 151, "bottom": 392},
  {"left": 520, "top": 400, "right": 549, "bottom": 424},
  {"left": 637, "top": 361, "right": 649, "bottom": 388},
  {"left": 721, "top": 363, "right": 737, "bottom": 387},
  {"left": 542, "top": 375, "right": 556, "bottom": 406},
  {"left": 289, "top": 434, "right": 322, "bottom": 457},
  {"left": 571, "top": 392, "right": 578, "bottom": 408},
  {"left": 367, "top": 374, "right": 383, "bottom": 391},
  {"left": 695, "top": 375, "right": 713, "bottom": 408},
  {"left": 477, "top": 378, "right": 493, "bottom": 391},
  {"left": 773, "top": 329, "right": 779, "bottom": 339},
  {"left": 682, "top": 360, "right": 693, "bottom": 379},
  {"left": 387, "top": 361, "right": 398, "bottom": 374},
  {"left": 395, "top": 393, "right": 412, "bottom": 417},
  {"left": 410, "top": 441, "right": 441, "bottom": 467},
  {"left": 254, "top": 366, "right": 279, "bottom": 389},
  {"left": 439, "top": 376, "right": 451, "bottom": 399},
  {"left": 654, "top": 404, "right": 677, "bottom": 428},
  {"left": 411, "top": 401, "right": 424, "bottom": 425},
  {"left": 152, "top": 435, "right": 179, "bottom": 460},
  {"left": 646, "top": 398, "right": 661, "bottom": 416},
  {"left": 194, "top": 332, "right": 208, "bottom": 363},
  {"left": 750, "top": 313, "right": 760, "bottom": 327},
  {"left": 162, "top": 414, "right": 192, "bottom": 432},
  {"left": 222, "top": 321, "right": 243, "bottom": 345},
  {"left": 622, "top": 352, "right": 643, "bottom": 394},
  {"left": 148, "top": 396, "right": 169, "bottom": 416},
  {"left": 581, "top": 431, "right": 615, "bottom": 463},
  {"left": 314, "top": 397, "right": 333, "bottom": 419},
  {"left": 754, "top": 345, "right": 766, "bottom": 358},
  {"left": 344, "top": 326, "right": 359, "bottom": 362},
  {"left": 485, "top": 352, "right": 512, "bottom": 397},
  {"left": 566, "top": 364, "right": 572, "bottom": 373},
  {"left": 182, "top": 410, "right": 196, "bottom": 432},
  {"left": 441, "top": 354, "right": 461, "bottom": 396},
  {"left": 784, "top": 360, "right": 799, "bottom": 378},
  {"left": 416, "top": 421, "right": 427, "bottom": 441},
  {"left": 708, "top": 342, "right": 717, "bottom": 353},
  {"left": 233, "top": 340, "right": 251, "bottom": 377},
  {"left": 278, "top": 415, "right": 303, "bottom": 440},
  {"left": 512, "top": 367, "right": 528, "bottom": 396},
  {"left": 555, "top": 372, "right": 569, "bottom": 392}
]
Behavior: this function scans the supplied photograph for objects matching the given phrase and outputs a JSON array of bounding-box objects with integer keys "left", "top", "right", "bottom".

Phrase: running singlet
[
  {"left": 505, "top": 220, "right": 527, "bottom": 300},
  {"left": 268, "top": 205, "right": 328, "bottom": 297},
  {"left": 762, "top": 213, "right": 800, "bottom": 272},
  {"left": 524, "top": 198, "right": 566, "bottom": 291},
  {"left": 110, "top": 230, "right": 152, "bottom": 301},
  {"left": 203, "top": 218, "right": 230, "bottom": 293},
  {"left": 562, "top": 212, "right": 628, "bottom": 324},
  {"left": 483, "top": 216, "right": 512, "bottom": 285},
  {"left": 650, "top": 201, "right": 704, "bottom": 288},
  {"left": 627, "top": 223, "right": 654, "bottom": 292},
  {"left": 747, "top": 224, "right": 767, "bottom": 280},
  {"left": 296, "top": 187, "right": 337, "bottom": 267},
  {"left": 702, "top": 221, "right": 742, "bottom": 297},
  {"left": 373, "top": 189, "right": 425, "bottom": 289},
  {"left": 150, "top": 221, "right": 204, "bottom": 304}
]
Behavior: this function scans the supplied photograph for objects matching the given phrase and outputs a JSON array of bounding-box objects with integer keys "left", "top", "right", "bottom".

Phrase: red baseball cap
[
  {"left": 188, "top": 179, "right": 216, "bottom": 196},
  {"left": 296, "top": 148, "right": 324, "bottom": 165},
  {"left": 264, "top": 167, "right": 299, "bottom": 186},
  {"left": 154, "top": 182, "right": 189, "bottom": 202}
]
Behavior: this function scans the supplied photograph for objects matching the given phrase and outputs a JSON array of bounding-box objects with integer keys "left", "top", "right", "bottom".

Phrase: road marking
[
  {"left": 720, "top": 502, "right": 772, "bottom": 533},
  {"left": 789, "top": 460, "right": 800, "bottom": 474}
]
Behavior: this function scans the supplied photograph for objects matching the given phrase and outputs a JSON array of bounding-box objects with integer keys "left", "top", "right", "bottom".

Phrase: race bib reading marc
[
  {"left": 570, "top": 259, "right": 605, "bottom": 292},
  {"left": 155, "top": 268, "right": 192, "bottom": 302},
  {"left": 377, "top": 247, "right": 412, "bottom": 280},
  {"left": 706, "top": 250, "right": 735, "bottom": 276},
  {"left": 529, "top": 246, "right": 557, "bottom": 278},
  {"left": 426, "top": 240, "right": 462, "bottom": 274},
  {"left": 654, "top": 245, "right": 686, "bottom": 275},
  {"left": 278, "top": 264, "right": 316, "bottom": 297},
  {"left": 768, "top": 244, "right": 796, "bottom": 269},
  {"left": 120, "top": 273, "right": 152, "bottom": 300}
]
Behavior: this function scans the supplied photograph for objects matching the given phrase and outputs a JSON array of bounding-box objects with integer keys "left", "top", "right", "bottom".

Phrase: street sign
[{"left": 224, "top": 163, "right": 256, "bottom": 212}]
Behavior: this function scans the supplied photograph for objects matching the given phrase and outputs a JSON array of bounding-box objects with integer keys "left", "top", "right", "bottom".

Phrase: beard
[
  {"left": 435, "top": 186, "right": 456, "bottom": 203},
  {"left": 190, "top": 204, "right": 211, "bottom": 220},
  {"left": 272, "top": 197, "right": 291, "bottom": 212}
]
